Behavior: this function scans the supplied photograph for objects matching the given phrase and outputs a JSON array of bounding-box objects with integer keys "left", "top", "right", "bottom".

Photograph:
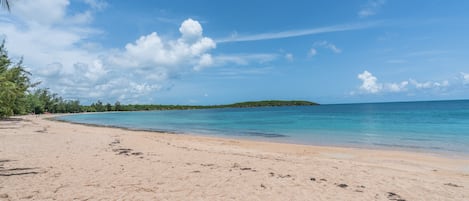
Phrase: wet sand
[{"left": 0, "top": 114, "right": 468, "bottom": 200}]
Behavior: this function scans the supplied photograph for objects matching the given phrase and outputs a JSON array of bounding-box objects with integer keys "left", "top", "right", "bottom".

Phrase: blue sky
[{"left": 1, "top": 0, "right": 469, "bottom": 104}]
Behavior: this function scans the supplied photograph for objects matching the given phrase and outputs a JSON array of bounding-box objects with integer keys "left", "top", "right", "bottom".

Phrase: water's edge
[{"left": 49, "top": 114, "right": 469, "bottom": 159}]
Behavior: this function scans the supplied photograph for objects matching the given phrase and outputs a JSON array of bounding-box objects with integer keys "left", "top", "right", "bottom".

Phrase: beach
[{"left": 1, "top": 115, "right": 468, "bottom": 200}]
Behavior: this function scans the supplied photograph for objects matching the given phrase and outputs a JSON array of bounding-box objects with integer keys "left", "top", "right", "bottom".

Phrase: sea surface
[{"left": 56, "top": 100, "right": 469, "bottom": 155}]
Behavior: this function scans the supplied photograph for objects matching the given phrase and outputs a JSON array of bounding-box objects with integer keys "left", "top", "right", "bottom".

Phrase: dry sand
[{"left": 0, "top": 114, "right": 468, "bottom": 201}]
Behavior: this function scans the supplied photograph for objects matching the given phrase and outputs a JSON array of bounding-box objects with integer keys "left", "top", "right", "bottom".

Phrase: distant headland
[
  {"left": 103, "top": 100, "right": 319, "bottom": 112},
  {"left": 224, "top": 100, "right": 318, "bottom": 108}
]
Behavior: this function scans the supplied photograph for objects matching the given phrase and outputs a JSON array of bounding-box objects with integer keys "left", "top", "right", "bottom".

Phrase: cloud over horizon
[
  {"left": 2, "top": 0, "right": 468, "bottom": 104},
  {"left": 0, "top": 1, "right": 223, "bottom": 103},
  {"left": 354, "top": 70, "right": 466, "bottom": 96}
]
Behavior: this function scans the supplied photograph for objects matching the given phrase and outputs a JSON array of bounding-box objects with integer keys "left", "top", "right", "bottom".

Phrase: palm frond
[{"left": 1, "top": 0, "right": 10, "bottom": 12}]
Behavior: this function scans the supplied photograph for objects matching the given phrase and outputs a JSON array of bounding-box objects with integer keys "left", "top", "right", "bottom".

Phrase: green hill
[{"left": 225, "top": 100, "right": 318, "bottom": 108}]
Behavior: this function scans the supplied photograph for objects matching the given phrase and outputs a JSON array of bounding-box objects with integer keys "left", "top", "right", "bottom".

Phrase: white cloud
[
  {"left": 84, "top": 0, "right": 108, "bottom": 10},
  {"left": 311, "top": 41, "right": 342, "bottom": 55},
  {"left": 179, "top": 18, "right": 203, "bottom": 40},
  {"left": 328, "top": 45, "right": 342, "bottom": 53},
  {"left": 358, "top": 0, "right": 386, "bottom": 18},
  {"left": 409, "top": 79, "right": 449, "bottom": 89},
  {"left": 194, "top": 54, "right": 214, "bottom": 71},
  {"left": 216, "top": 21, "right": 380, "bottom": 43},
  {"left": 103, "top": 18, "right": 218, "bottom": 99},
  {"left": 2, "top": 0, "right": 103, "bottom": 89},
  {"left": 285, "top": 53, "right": 294, "bottom": 61},
  {"left": 409, "top": 79, "right": 432, "bottom": 89},
  {"left": 358, "top": 70, "right": 382, "bottom": 93},
  {"left": 2, "top": 1, "right": 281, "bottom": 103},
  {"left": 1, "top": 0, "right": 226, "bottom": 103},
  {"left": 69, "top": 10, "right": 93, "bottom": 24},
  {"left": 308, "top": 48, "right": 317, "bottom": 57},
  {"left": 385, "top": 81, "right": 408, "bottom": 92},
  {"left": 314, "top": 41, "right": 342, "bottom": 53},
  {"left": 11, "top": 0, "right": 69, "bottom": 25},
  {"left": 116, "top": 18, "right": 216, "bottom": 71},
  {"left": 356, "top": 70, "right": 454, "bottom": 95},
  {"left": 213, "top": 54, "right": 277, "bottom": 66},
  {"left": 461, "top": 72, "right": 469, "bottom": 84}
]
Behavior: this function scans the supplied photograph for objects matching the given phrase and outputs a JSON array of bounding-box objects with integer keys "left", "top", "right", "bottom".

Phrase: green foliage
[
  {"left": 26, "top": 92, "right": 44, "bottom": 114},
  {"left": 114, "top": 101, "right": 121, "bottom": 111},
  {"left": 82, "top": 100, "right": 318, "bottom": 112},
  {"left": 25, "top": 88, "right": 83, "bottom": 114},
  {"left": 0, "top": 41, "right": 33, "bottom": 118},
  {"left": 226, "top": 100, "right": 318, "bottom": 108}
]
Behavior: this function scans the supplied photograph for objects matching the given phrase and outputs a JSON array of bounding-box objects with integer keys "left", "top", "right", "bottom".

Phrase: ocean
[{"left": 56, "top": 100, "right": 469, "bottom": 155}]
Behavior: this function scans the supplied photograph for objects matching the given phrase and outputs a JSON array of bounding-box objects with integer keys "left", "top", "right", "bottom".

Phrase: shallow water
[{"left": 56, "top": 100, "right": 469, "bottom": 155}]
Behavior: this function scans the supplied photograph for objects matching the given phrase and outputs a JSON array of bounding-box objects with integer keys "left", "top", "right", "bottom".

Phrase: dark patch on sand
[
  {"left": 444, "top": 183, "right": 463, "bottom": 187},
  {"left": 0, "top": 166, "right": 41, "bottom": 177},
  {"left": 387, "top": 192, "right": 406, "bottom": 201}
]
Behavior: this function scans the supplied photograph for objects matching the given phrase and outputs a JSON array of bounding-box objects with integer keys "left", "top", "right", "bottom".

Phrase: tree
[
  {"left": 26, "top": 93, "right": 44, "bottom": 114},
  {"left": 67, "top": 100, "right": 81, "bottom": 113},
  {"left": 105, "top": 103, "right": 112, "bottom": 111},
  {"left": 114, "top": 101, "right": 121, "bottom": 111},
  {"left": 0, "top": 41, "right": 33, "bottom": 118},
  {"left": 94, "top": 100, "right": 104, "bottom": 112}
]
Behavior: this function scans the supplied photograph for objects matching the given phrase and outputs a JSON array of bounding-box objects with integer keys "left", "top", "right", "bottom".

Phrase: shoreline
[
  {"left": 52, "top": 113, "right": 469, "bottom": 159},
  {"left": 1, "top": 114, "right": 468, "bottom": 200}
]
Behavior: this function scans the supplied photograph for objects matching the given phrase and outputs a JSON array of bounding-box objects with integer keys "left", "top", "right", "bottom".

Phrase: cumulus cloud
[
  {"left": 2, "top": 0, "right": 104, "bottom": 91},
  {"left": 104, "top": 18, "right": 217, "bottom": 100},
  {"left": 358, "top": 70, "right": 382, "bottom": 93},
  {"left": 0, "top": 0, "right": 223, "bottom": 103},
  {"left": 355, "top": 70, "right": 453, "bottom": 95},
  {"left": 285, "top": 53, "right": 294, "bottom": 61},
  {"left": 2, "top": 1, "right": 285, "bottom": 103},
  {"left": 113, "top": 18, "right": 216, "bottom": 72},
  {"left": 358, "top": 0, "right": 386, "bottom": 18},
  {"left": 179, "top": 18, "right": 203, "bottom": 40}
]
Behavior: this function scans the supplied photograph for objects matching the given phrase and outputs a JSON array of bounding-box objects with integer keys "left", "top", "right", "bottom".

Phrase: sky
[{"left": 1, "top": 0, "right": 469, "bottom": 105}]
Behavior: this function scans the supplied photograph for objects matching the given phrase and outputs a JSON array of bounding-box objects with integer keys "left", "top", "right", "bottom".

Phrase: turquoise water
[{"left": 56, "top": 100, "right": 469, "bottom": 155}]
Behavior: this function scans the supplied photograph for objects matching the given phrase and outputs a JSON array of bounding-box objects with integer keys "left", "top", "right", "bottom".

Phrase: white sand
[{"left": 0, "top": 114, "right": 468, "bottom": 200}]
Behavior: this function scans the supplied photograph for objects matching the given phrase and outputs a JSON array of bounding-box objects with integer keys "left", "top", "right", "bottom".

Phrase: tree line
[
  {"left": 1, "top": 42, "right": 32, "bottom": 118},
  {"left": 0, "top": 42, "right": 81, "bottom": 118}
]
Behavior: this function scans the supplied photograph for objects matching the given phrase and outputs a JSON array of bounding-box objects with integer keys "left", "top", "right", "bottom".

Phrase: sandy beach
[{"left": 0, "top": 115, "right": 468, "bottom": 200}]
